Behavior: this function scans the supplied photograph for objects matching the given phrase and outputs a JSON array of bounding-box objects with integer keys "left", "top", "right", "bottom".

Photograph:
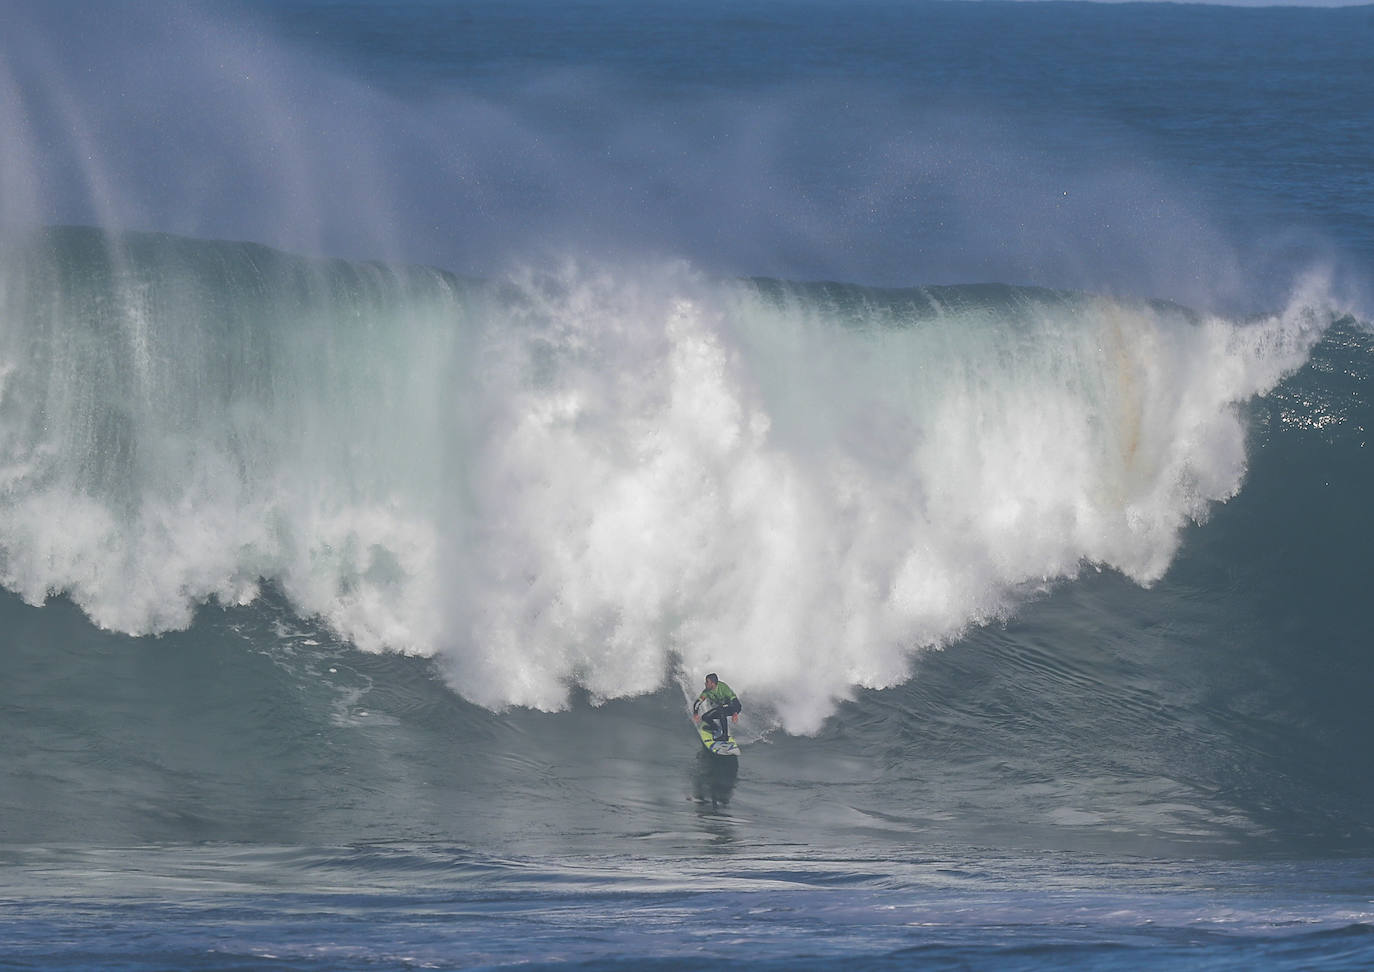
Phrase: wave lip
[{"left": 0, "top": 228, "right": 1337, "bottom": 732}]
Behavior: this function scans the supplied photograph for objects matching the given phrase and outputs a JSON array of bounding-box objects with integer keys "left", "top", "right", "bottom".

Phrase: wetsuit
[{"left": 695, "top": 680, "right": 742, "bottom": 740}]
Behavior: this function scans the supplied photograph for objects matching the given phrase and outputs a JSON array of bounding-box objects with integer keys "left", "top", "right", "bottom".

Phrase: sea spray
[
  {"left": 0, "top": 228, "right": 465, "bottom": 639},
  {"left": 0, "top": 229, "right": 1328, "bottom": 732}
]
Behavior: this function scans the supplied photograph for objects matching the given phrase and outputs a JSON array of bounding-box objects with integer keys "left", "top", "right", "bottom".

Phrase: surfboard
[{"left": 695, "top": 720, "right": 740, "bottom": 757}]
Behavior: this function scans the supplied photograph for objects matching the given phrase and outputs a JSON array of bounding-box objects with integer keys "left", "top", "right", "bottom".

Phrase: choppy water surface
[{"left": 3, "top": 1, "right": 1373, "bottom": 968}]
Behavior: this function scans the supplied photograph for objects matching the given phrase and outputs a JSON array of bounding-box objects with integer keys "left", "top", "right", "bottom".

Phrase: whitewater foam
[{"left": 0, "top": 230, "right": 1332, "bottom": 732}]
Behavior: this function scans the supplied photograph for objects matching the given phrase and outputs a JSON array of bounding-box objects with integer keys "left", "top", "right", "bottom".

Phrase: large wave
[{"left": 0, "top": 227, "right": 1337, "bottom": 733}]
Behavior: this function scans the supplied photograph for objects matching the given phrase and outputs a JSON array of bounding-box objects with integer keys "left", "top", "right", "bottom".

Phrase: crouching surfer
[{"left": 693, "top": 673, "right": 741, "bottom": 741}]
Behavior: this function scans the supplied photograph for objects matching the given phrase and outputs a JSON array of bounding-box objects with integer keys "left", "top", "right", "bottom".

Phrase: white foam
[
  {"left": 426, "top": 266, "right": 1325, "bottom": 731},
  {"left": 0, "top": 249, "right": 1329, "bottom": 733}
]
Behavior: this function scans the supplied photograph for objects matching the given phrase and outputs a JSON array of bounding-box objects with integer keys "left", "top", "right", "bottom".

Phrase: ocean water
[{"left": 3, "top": 1, "right": 1374, "bottom": 969}]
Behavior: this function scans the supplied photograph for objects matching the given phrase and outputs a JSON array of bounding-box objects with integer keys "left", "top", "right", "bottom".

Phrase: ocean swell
[{"left": 0, "top": 228, "right": 1335, "bottom": 732}]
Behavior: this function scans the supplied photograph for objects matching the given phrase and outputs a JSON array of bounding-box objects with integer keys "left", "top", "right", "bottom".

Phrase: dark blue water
[{"left": 2, "top": 2, "right": 1373, "bottom": 969}]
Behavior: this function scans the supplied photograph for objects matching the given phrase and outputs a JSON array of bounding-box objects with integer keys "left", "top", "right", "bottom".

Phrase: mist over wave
[
  {"left": 1, "top": 1, "right": 1369, "bottom": 734},
  {"left": 4, "top": 0, "right": 1366, "bottom": 316},
  {"left": 6, "top": 4, "right": 1374, "bottom": 969},
  {"left": 0, "top": 228, "right": 1339, "bottom": 733}
]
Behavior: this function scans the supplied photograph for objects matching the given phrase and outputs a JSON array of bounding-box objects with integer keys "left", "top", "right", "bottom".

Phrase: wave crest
[{"left": 0, "top": 229, "right": 1332, "bottom": 732}]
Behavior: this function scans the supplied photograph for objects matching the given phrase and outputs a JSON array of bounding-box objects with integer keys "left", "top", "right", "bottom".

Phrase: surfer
[{"left": 692, "top": 673, "right": 742, "bottom": 742}]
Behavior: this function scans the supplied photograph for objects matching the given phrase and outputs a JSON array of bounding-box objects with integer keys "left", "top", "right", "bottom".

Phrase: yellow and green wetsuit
[
  {"left": 697, "top": 680, "right": 738, "bottom": 708},
  {"left": 696, "top": 680, "right": 741, "bottom": 740}
]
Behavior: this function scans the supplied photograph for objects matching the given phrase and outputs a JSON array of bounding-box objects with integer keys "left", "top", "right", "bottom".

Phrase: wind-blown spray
[{"left": 0, "top": 230, "right": 1328, "bottom": 732}]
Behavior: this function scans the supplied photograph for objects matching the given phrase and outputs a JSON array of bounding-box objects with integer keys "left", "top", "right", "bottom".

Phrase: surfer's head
[{"left": 705, "top": 673, "right": 718, "bottom": 687}]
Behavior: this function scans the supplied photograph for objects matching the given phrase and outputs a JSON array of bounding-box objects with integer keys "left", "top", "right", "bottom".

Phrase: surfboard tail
[{"left": 695, "top": 721, "right": 740, "bottom": 757}]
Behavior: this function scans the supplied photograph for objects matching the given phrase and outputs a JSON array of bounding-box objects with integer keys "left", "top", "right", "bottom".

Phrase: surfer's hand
[{"left": 731, "top": 713, "right": 739, "bottom": 723}]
